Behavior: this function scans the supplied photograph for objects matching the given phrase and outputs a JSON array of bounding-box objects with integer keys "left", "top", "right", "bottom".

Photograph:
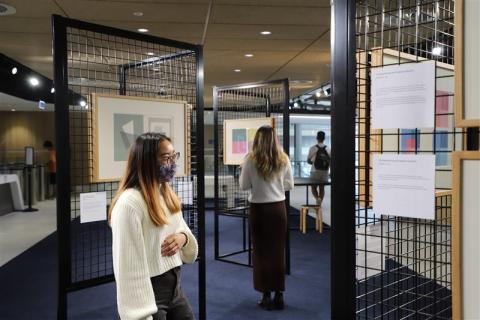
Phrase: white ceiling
[{"left": 0, "top": 0, "right": 331, "bottom": 107}]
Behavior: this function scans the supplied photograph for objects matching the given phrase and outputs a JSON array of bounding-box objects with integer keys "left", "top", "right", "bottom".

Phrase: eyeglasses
[{"left": 159, "top": 152, "right": 180, "bottom": 163}]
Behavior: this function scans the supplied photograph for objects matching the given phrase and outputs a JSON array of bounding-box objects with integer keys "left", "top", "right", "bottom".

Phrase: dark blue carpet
[
  {"left": 0, "top": 209, "right": 331, "bottom": 319},
  {"left": 357, "top": 259, "right": 452, "bottom": 319}
]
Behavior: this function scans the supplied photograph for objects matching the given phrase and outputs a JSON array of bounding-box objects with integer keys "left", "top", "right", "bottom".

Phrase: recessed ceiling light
[
  {"left": 432, "top": 47, "right": 442, "bottom": 55},
  {"left": 11, "top": 108, "right": 16, "bottom": 112},
  {"left": 260, "top": 31, "right": 271, "bottom": 35},
  {"left": 80, "top": 100, "right": 87, "bottom": 107},
  {"left": 244, "top": 53, "right": 254, "bottom": 58},
  {"left": 133, "top": 11, "right": 143, "bottom": 16},
  {"left": 29, "top": 77, "right": 39, "bottom": 86},
  {"left": 0, "top": 3, "right": 16, "bottom": 16},
  {"left": 51, "top": 87, "right": 55, "bottom": 93},
  {"left": 291, "top": 79, "right": 312, "bottom": 85},
  {"left": 147, "top": 52, "right": 155, "bottom": 56},
  {"left": 11, "top": 67, "right": 17, "bottom": 74},
  {"left": 234, "top": 69, "right": 241, "bottom": 72},
  {"left": 138, "top": 28, "right": 149, "bottom": 33}
]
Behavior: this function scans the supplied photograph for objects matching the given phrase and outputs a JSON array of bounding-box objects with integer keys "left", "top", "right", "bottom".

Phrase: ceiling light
[
  {"left": 29, "top": 77, "right": 39, "bottom": 86},
  {"left": 11, "top": 67, "right": 17, "bottom": 75},
  {"left": 138, "top": 28, "right": 149, "bottom": 33},
  {"left": 244, "top": 53, "right": 254, "bottom": 58},
  {"left": 80, "top": 100, "right": 87, "bottom": 107},
  {"left": 51, "top": 87, "right": 55, "bottom": 93},
  {"left": 260, "top": 31, "right": 271, "bottom": 35},
  {"left": 293, "top": 102, "right": 299, "bottom": 108},
  {"left": 0, "top": 3, "right": 16, "bottom": 16},
  {"left": 234, "top": 69, "right": 241, "bottom": 72},
  {"left": 432, "top": 47, "right": 442, "bottom": 55},
  {"left": 291, "top": 79, "right": 313, "bottom": 85},
  {"left": 147, "top": 52, "right": 155, "bottom": 56},
  {"left": 315, "top": 91, "right": 321, "bottom": 98},
  {"left": 133, "top": 11, "right": 143, "bottom": 16},
  {"left": 11, "top": 109, "right": 16, "bottom": 112}
]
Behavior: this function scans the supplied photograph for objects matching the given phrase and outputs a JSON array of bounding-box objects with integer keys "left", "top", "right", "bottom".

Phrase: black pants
[{"left": 151, "top": 267, "right": 195, "bottom": 320}]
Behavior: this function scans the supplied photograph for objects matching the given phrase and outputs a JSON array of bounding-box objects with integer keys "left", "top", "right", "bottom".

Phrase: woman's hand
[{"left": 161, "top": 233, "right": 187, "bottom": 257}]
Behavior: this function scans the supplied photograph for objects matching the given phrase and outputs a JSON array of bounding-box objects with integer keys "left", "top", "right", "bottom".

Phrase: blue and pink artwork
[{"left": 232, "top": 129, "right": 247, "bottom": 154}]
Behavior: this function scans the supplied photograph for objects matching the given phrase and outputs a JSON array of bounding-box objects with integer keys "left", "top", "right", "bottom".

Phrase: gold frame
[
  {"left": 454, "top": 0, "right": 480, "bottom": 127},
  {"left": 91, "top": 93, "right": 190, "bottom": 182},
  {"left": 452, "top": 151, "right": 480, "bottom": 319},
  {"left": 223, "top": 117, "right": 275, "bottom": 165}
]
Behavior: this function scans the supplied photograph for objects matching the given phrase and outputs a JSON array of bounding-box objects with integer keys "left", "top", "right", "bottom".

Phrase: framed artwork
[
  {"left": 91, "top": 93, "right": 190, "bottom": 182},
  {"left": 223, "top": 117, "right": 275, "bottom": 165},
  {"left": 452, "top": 151, "right": 480, "bottom": 319},
  {"left": 454, "top": 0, "right": 480, "bottom": 127}
]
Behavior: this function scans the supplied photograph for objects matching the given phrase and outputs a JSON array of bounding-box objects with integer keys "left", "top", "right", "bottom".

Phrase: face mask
[{"left": 157, "top": 163, "right": 177, "bottom": 182}]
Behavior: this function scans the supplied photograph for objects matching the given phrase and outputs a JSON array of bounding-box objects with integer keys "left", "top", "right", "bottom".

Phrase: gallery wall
[{"left": 0, "top": 111, "right": 55, "bottom": 163}]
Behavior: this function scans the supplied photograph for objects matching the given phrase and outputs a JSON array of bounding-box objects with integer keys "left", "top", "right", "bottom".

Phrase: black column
[
  {"left": 195, "top": 45, "right": 206, "bottom": 320},
  {"left": 330, "top": 0, "right": 356, "bottom": 319},
  {"left": 52, "top": 14, "right": 71, "bottom": 320}
]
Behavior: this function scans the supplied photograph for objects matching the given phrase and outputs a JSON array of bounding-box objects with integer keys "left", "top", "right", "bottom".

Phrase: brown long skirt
[{"left": 249, "top": 200, "right": 287, "bottom": 293}]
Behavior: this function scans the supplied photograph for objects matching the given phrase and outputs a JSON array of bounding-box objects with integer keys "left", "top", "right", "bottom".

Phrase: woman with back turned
[
  {"left": 109, "top": 132, "right": 198, "bottom": 320},
  {"left": 239, "top": 125, "right": 294, "bottom": 310}
]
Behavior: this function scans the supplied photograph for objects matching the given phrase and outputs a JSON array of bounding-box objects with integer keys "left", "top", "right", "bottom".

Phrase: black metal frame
[
  {"left": 212, "top": 79, "right": 291, "bottom": 273},
  {"left": 52, "top": 15, "right": 205, "bottom": 320},
  {"left": 330, "top": 0, "right": 357, "bottom": 319}
]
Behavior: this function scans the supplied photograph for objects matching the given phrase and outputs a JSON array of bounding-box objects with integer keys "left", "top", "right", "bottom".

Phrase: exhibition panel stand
[
  {"left": 52, "top": 15, "right": 205, "bottom": 319},
  {"left": 212, "top": 79, "right": 291, "bottom": 273},
  {"left": 353, "top": 1, "right": 459, "bottom": 319}
]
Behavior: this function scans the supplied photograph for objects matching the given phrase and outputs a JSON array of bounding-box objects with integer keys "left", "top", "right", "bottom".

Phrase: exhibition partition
[
  {"left": 354, "top": 1, "right": 460, "bottom": 319},
  {"left": 212, "top": 79, "right": 291, "bottom": 272},
  {"left": 52, "top": 15, "right": 205, "bottom": 319}
]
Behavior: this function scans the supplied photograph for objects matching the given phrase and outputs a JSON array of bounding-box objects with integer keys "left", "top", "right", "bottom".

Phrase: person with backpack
[{"left": 307, "top": 131, "right": 330, "bottom": 206}]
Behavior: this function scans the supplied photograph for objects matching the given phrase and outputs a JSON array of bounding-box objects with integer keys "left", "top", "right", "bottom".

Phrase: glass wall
[{"left": 289, "top": 115, "right": 331, "bottom": 177}]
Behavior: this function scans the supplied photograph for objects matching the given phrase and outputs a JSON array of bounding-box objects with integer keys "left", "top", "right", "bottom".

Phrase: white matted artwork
[
  {"left": 455, "top": 0, "right": 480, "bottom": 127},
  {"left": 92, "top": 93, "right": 189, "bottom": 182},
  {"left": 452, "top": 151, "right": 480, "bottom": 320},
  {"left": 223, "top": 117, "right": 275, "bottom": 165}
]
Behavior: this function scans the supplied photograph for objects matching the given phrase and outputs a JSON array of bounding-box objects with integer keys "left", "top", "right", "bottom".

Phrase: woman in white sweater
[
  {"left": 239, "top": 125, "right": 294, "bottom": 311},
  {"left": 109, "top": 133, "right": 198, "bottom": 320}
]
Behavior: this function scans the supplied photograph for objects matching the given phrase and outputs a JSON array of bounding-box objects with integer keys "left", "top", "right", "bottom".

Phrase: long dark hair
[
  {"left": 109, "top": 132, "right": 181, "bottom": 226},
  {"left": 249, "top": 125, "right": 288, "bottom": 180}
]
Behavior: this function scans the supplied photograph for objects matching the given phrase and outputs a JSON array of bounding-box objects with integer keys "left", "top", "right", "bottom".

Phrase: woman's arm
[
  {"left": 111, "top": 202, "right": 157, "bottom": 320},
  {"left": 239, "top": 158, "right": 252, "bottom": 190},
  {"left": 283, "top": 158, "right": 295, "bottom": 191},
  {"left": 176, "top": 216, "right": 199, "bottom": 264}
]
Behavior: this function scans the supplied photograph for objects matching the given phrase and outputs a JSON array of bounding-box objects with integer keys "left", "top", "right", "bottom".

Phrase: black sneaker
[
  {"left": 273, "top": 292, "right": 284, "bottom": 310},
  {"left": 257, "top": 293, "right": 273, "bottom": 310}
]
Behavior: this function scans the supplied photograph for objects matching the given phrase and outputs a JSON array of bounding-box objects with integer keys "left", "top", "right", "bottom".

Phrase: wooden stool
[{"left": 299, "top": 205, "right": 323, "bottom": 234}]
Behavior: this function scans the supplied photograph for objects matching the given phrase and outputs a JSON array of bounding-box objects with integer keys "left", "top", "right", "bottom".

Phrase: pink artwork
[{"left": 435, "top": 90, "right": 450, "bottom": 128}]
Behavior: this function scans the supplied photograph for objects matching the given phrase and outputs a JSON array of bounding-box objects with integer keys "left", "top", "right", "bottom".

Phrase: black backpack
[{"left": 314, "top": 145, "right": 330, "bottom": 170}]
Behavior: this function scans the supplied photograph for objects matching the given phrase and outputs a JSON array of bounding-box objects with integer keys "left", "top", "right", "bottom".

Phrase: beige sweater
[{"left": 111, "top": 188, "right": 198, "bottom": 320}]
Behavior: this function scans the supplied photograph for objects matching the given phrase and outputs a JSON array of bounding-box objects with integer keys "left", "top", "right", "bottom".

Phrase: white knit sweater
[
  {"left": 111, "top": 188, "right": 198, "bottom": 320},
  {"left": 239, "top": 157, "right": 294, "bottom": 203}
]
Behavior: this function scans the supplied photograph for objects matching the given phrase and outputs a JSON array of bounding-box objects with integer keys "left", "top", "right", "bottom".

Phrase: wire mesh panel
[
  {"left": 213, "top": 80, "right": 289, "bottom": 267},
  {"left": 355, "top": 1, "right": 461, "bottom": 318},
  {"left": 53, "top": 15, "right": 205, "bottom": 318}
]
